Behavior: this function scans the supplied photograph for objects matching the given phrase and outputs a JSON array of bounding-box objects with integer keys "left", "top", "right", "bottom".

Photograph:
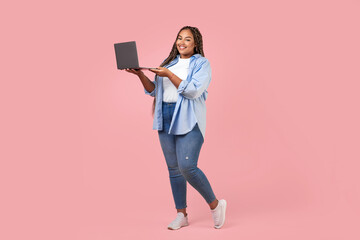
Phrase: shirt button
[{"left": 185, "top": 156, "right": 189, "bottom": 159}]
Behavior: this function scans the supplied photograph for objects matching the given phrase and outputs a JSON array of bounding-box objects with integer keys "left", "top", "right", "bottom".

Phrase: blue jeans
[{"left": 158, "top": 101, "right": 217, "bottom": 209}]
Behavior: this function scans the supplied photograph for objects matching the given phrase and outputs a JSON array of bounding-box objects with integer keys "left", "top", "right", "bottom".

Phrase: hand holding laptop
[
  {"left": 149, "top": 67, "right": 170, "bottom": 77},
  {"left": 124, "top": 68, "right": 145, "bottom": 76}
]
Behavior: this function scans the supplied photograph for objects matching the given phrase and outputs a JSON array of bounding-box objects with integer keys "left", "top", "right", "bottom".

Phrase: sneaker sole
[
  {"left": 214, "top": 199, "right": 227, "bottom": 229},
  {"left": 168, "top": 222, "right": 189, "bottom": 230}
]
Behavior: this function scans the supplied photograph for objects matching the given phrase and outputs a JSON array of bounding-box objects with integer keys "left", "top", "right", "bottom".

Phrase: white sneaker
[
  {"left": 211, "top": 199, "right": 227, "bottom": 229},
  {"left": 167, "top": 212, "right": 189, "bottom": 230}
]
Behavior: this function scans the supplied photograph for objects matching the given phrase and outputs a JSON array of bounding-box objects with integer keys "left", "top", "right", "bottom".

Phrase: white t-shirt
[{"left": 162, "top": 56, "right": 190, "bottom": 103}]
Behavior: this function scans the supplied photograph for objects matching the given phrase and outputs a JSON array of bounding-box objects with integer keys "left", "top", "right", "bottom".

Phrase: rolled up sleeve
[
  {"left": 144, "top": 76, "right": 157, "bottom": 97},
  {"left": 177, "top": 59, "right": 211, "bottom": 99}
]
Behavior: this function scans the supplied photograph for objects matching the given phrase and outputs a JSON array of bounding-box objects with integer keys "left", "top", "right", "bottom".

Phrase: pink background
[{"left": 1, "top": 0, "right": 360, "bottom": 239}]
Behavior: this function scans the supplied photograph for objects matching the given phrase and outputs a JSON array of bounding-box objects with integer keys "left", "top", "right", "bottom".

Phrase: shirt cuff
[
  {"left": 145, "top": 88, "right": 155, "bottom": 97},
  {"left": 177, "top": 80, "right": 188, "bottom": 94}
]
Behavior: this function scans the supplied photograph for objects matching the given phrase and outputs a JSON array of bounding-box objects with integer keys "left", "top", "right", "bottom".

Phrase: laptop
[{"left": 114, "top": 41, "right": 155, "bottom": 70}]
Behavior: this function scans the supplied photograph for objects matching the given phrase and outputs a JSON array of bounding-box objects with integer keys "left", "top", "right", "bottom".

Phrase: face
[{"left": 176, "top": 29, "right": 196, "bottom": 59}]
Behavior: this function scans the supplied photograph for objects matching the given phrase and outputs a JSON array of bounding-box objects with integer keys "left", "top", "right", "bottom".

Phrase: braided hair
[{"left": 152, "top": 26, "right": 205, "bottom": 116}]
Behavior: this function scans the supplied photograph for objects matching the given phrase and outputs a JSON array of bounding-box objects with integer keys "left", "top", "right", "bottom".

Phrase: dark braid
[{"left": 152, "top": 26, "right": 205, "bottom": 116}]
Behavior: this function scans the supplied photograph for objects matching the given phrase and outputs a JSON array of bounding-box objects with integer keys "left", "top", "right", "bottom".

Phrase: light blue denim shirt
[{"left": 144, "top": 53, "right": 212, "bottom": 140}]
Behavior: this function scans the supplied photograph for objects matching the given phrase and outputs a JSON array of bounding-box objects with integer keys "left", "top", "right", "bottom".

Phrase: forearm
[
  {"left": 167, "top": 72, "right": 183, "bottom": 88},
  {"left": 138, "top": 72, "right": 155, "bottom": 93}
]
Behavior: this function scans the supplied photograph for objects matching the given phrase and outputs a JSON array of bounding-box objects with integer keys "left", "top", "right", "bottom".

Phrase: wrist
[
  {"left": 137, "top": 71, "right": 145, "bottom": 77},
  {"left": 168, "top": 71, "right": 175, "bottom": 80}
]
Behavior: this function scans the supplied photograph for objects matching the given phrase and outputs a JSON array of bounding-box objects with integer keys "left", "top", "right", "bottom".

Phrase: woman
[{"left": 123, "top": 26, "right": 227, "bottom": 230}]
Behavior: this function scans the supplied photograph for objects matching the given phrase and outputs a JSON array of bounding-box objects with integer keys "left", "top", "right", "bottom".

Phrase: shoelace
[
  {"left": 212, "top": 205, "right": 222, "bottom": 224},
  {"left": 212, "top": 211, "right": 220, "bottom": 223},
  {"left": 170, "top": 214, "right": 184, "bottom": 226}
]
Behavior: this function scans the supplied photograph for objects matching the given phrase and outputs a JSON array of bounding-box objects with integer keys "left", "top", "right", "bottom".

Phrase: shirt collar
[
  {"left": 165, "top": 53, "right": 201, "bottom": 68},
  {"left": 176, "top": 53, "right": 202, "bottom": 59}
]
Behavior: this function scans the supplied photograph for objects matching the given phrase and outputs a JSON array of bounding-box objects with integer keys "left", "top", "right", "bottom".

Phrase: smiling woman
[
  {"left": 122, "top": 26, "right": 227, "bottom": 230},
  {"left": 176, "top": 29, "right": 197, "bottom": 58},
  {"left": 149, "top": 26, "right": 205, "bottom": 114}
]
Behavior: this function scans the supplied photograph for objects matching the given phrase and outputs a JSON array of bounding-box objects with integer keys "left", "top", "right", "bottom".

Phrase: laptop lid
[{"left": 114, "top": 41, "right": 153, "bottom": 70}]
